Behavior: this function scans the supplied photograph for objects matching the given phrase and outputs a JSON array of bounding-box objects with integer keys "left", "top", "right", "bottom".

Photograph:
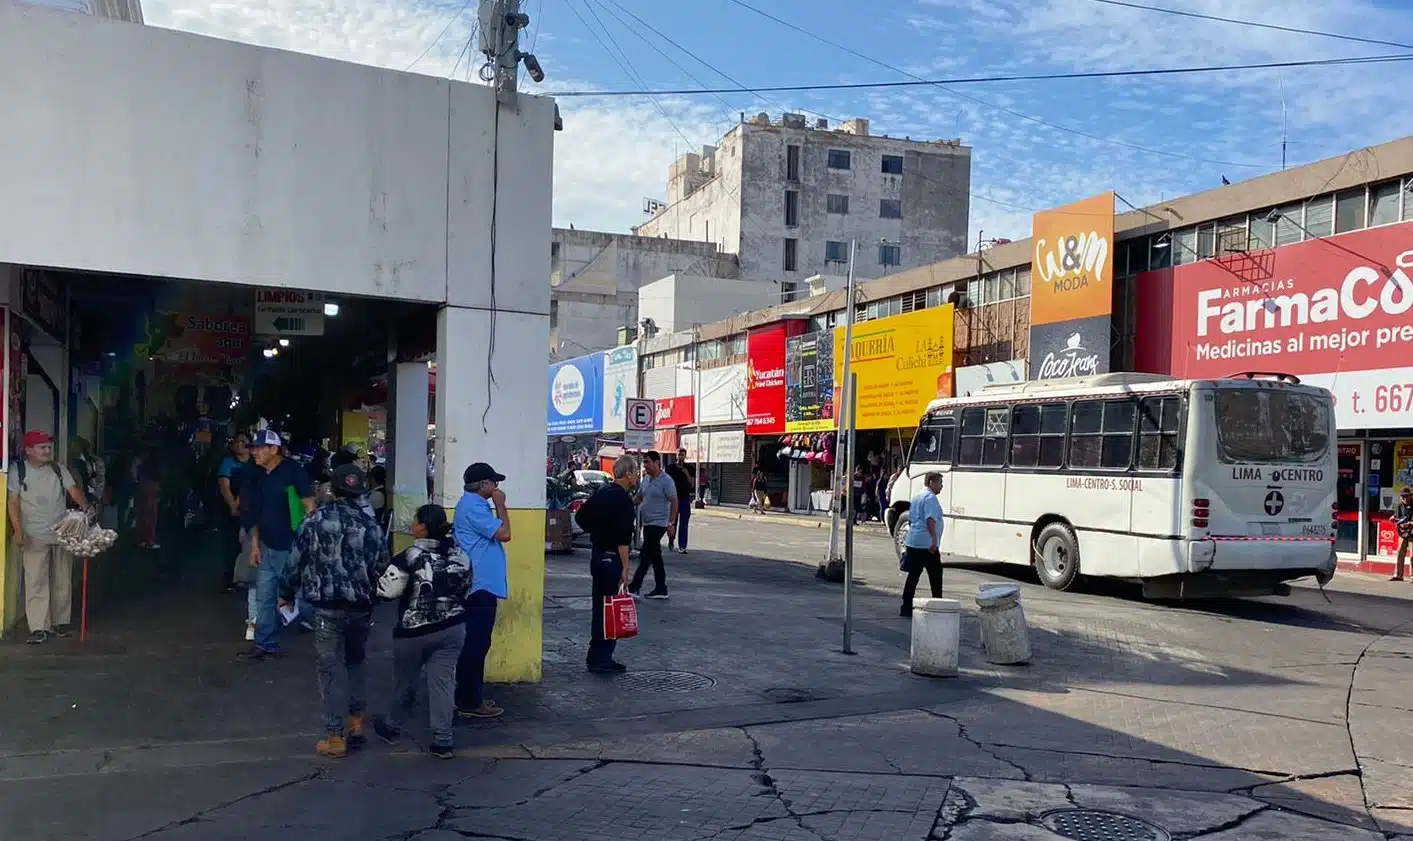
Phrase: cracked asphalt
[{"left": 0, "top": 516, "right": 1410, "bottom": 841}]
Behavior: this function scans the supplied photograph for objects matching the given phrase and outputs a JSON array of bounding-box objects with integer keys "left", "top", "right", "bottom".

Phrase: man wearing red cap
[{"left": 8, "top": 430, "right": 89, "bottom": 644}]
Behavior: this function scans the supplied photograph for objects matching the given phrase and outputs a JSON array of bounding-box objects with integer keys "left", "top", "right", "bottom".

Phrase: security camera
[{"left": 521, "top": 52, "right": 545, "bottom": 83}]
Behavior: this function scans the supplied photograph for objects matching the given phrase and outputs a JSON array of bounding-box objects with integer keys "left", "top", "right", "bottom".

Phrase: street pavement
[{"left": 0, "top": 515, "right": 1410, "bottom": 841}]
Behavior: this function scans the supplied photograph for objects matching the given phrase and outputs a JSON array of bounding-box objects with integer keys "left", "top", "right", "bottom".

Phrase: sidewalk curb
[{"left": 694, "top": 506, "right": 887, "bottom": 533}]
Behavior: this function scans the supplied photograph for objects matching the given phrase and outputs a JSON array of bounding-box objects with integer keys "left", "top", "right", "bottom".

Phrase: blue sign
[{"left": 547, "top": 354, "right": 604, "bottom": 436}]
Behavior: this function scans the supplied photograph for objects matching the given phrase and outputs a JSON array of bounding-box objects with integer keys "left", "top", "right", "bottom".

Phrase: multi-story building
[
  {"left": 17, "top": 0, "right": 142, "bottom": 21},
  {"left": 634, "top": 113, "right": 972, "bottom": 299},
  {"left": 549, "top": 227, "right": 738, "bottom": 360}
]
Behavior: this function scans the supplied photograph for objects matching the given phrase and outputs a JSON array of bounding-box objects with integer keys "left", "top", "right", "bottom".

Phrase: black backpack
[{"left": 14, "top": 460, "right": 79, "bottom": 508}]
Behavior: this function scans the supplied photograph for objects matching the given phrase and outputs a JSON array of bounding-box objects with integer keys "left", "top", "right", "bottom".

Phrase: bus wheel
[
  {"left": 891, "top": 516, "right": 910, "bottom": 562},
  {"left": 1034, "top": 522, "right": 1080, "bottom": 591}
]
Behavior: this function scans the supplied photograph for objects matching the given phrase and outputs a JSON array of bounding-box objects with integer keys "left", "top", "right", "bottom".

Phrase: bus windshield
[{"left": 1213, "top": 389, "right": 1330, "bottom": 463}]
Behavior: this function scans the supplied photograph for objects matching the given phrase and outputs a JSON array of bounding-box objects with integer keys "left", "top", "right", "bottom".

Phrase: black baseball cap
[
  {"left": 332, "top": 464, "right": 368, "bottom": 496},
  {"left": 464, "top": 462, "right": 507, "bottom": 485}
]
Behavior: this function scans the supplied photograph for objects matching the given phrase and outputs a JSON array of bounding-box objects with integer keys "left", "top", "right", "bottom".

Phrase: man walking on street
[
  {"left": 577, "top": 455, "right": 639, "bottom": 673},
  {"left": 665, "top": 448, "right": 695, "bottom": 554},
  {"left": 280, "top": 464, "right": 388, "bottom": 758},
  {"left": 1391, "top": 487, "right": 1413, "bottom": 582},
  {"left": 9, "top": 431, "right": 89, "bottom": 645},
  {"left": 238, "top": 429, "right": 316, "bottom": 661},
  {"left": 453, "top": 462, "right": 511, "bottom": 720},
  {"left": 900, "top": 472, "right": 946, "bottom": 617},
  {"left": 629, "top": 451, "right": 676, "bottom": 600}
]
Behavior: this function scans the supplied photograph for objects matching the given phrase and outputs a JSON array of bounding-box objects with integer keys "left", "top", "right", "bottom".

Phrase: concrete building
[
  {"left": 17, "top": 0, "right": 143, "bottom": 21},
  {"left": 636, "top": 274, "right": 775, "bottom": 337},
  {"left": 0, "top": 3, "right": 552, "bottom": 679},
  {"left": 634, "top": 113, "right": 971, "bottom": 298},
  {"left": 550, "top": 227, "right": 737, "bottom": 358}
]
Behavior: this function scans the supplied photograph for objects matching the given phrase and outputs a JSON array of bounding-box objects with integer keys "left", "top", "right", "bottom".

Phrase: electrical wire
[
  {"left": 1084, "top": 0, "right": 1413, "bottom": 52},
  {"left": 406, "top": 0, "right": 477, "bottom": 71},
  {"left": 561, "top": 0, "right": 699, "bottom": 148}
]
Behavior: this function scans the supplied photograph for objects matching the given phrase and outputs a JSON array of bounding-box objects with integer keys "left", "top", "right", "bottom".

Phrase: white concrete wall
[
  {"left": 637, "top": 275, "right": 777, "bottom": 334},
  {"left": 0, "top": 3, "right": 550, "bottom": 317}
]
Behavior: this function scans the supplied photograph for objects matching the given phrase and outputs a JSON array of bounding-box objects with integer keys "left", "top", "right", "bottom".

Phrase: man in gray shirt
[
  {"left": 8, "top": 430, "right": 89, "bottom": 645},
  {"left": 628, "top": 450, "right": 677, "bottom": 600}
]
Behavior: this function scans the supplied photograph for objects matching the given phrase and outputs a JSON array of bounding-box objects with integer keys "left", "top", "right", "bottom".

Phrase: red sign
[
  {"left": 746, "top": 323, "right": 789, "bottom": 435},
  {"left": 655, "top": 396, "right": 695, "bottom": 427},
  {"left": 1136, "top": 221, "right": 1413, "bottom": 428},
  {"left": 153, "top": 313, "right": 252, "bottom": 365}
]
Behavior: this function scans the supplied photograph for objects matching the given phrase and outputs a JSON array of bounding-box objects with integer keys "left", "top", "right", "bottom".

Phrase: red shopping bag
[{"left": 604, "top": 592, "right": 639, "bottom": 640}]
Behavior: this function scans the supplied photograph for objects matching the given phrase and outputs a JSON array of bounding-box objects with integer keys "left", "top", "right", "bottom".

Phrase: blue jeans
[
  {"left": 254, "top": 545, "right": 292, "bottom": 652},
  {"left": 313, "top": 607, "right": 371, "bottom": 735},
  {"left": 456, "top": 591, "right": 499, "bottom": 709},
  {"left": 675, "top": 504, "right": 691, "bottom": 551}
]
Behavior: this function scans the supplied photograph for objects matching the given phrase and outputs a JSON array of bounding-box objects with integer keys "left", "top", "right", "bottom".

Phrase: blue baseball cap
[{"left": 252, "top": 429, "right": 283, "bottom": 448}]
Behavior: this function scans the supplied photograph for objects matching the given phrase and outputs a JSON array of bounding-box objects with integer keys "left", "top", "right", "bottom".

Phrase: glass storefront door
[{"left": 1336, "top": 441, "right": 1363, "bottom": 556}]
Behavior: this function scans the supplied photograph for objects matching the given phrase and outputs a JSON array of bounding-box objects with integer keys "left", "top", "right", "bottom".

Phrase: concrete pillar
[
  {"left": 435, "top": 303, "right": 549, "bottom": 684},
  {"left": 388, "top": 360, "right": 430, "bottom": 535}
]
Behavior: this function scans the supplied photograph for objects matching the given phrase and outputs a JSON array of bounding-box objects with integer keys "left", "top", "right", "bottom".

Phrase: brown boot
[
  {"left": 316, "top": 734, "right": 348, "bottom": 759},
  {"left": 346, "top": 715, "right": 367, "bottom": 748}
]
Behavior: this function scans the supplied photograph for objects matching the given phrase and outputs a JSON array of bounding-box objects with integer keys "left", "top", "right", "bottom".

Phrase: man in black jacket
[
  {"left": 576, "top": 455, "right": 639, "bottom": 673},
  {"left": 1393, "top": 487, "right": 1413, "bottom": 582},
  {"left": 665, "top": 448, "right": 696, "bottom": 554}
]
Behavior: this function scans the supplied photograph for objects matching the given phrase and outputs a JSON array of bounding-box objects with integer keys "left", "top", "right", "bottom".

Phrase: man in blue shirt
[
  {"left": 901, "top": 472, "right": 946, "bottom": 617},
  {"left": 453, "top": 462, "right": 511, "bottom": 719},
  {"left": 238, "top": 429, "right": 316, "bottom": 661}
]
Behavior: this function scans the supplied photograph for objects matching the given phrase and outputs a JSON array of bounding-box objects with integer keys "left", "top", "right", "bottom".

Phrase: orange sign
[{"left": 1030, "top": 192, "right": 1115, "bottom": 326}]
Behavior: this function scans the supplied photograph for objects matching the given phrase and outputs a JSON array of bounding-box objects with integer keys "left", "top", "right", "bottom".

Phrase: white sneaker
[{"left": 244, "top": 622, "right": 255, "bottom": 642}]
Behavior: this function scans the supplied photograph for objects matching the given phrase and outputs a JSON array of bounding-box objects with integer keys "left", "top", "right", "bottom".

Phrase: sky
[{"left": 138, "top": 0, "right": 1413, "bottom": 246}]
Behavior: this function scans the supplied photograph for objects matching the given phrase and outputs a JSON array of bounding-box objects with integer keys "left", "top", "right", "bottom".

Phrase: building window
[
  {"left": 826, "top": 240, "right": 849, "bottom": 263},
  {"left": 879, "top": 198, "right": 903, "bottom": 219},
  {"left": 1273, "top": 203, "right": 1302, "bottom": 246},
  {"left": 1334, "top": 188, "right": 1366, "bottom": 234},
  {"left": 1248, "top": 213, "right": 1275, "bottom": 250},
  {"left": 881, "top": 155, "right": 904, "bottom": 175},
  {"left": 1196, "top": 222, "right": 1216, "bottom": 259},
  {"left": 784, "top": 190, "right": 799, "bottom": 226},
  {"left": 997, "top": 268, "right": 1016, "bottom": 300},
  {"left": 1174, "top": 227, "right": 1197, "bottom": 265},
  {"left": 1014, "top": 268, "right": 1031, "bottom": 298},
  {"left": 783, "top": 238, "right": 798, "bottom": 272},
  {"left": 786, "top": 145, "right": 801, "bottom": 181},
  {"left": 1216, "top": 217, "right": 1247, "bottom": 256},
  {"left": 925, "top": 287, "right": 944, "bottom": 309},
  {"left": 1370, "top": 180, "right": 1401, "bottom": 227},
  {"left": 827, "top": 194, "right": 850, "bottom": 214},
  {"left": 827, "top": 149, "right": 851, "bottom": 170},
  {"left": 1404, "top": 177, "right": 1413, "bottom": 220},
  {"left": 879, "top": 244, "right": 901, "bottom": 266},
  {"left": 1304, "top": 195, "right": 1333, "bottom": 238},
  {"left": 1149, "top": 236, "right": 1172, "bottom": 270},
  {"left": 549, "top": 298, "right": 558, "bottom": 329}
]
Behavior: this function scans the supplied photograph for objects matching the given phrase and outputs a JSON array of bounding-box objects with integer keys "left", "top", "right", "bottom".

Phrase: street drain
[
  {"left": 1038, "top": 809, "right": 1170, "bottom": 841},
  {"left": 613, "top": 670, "right": 716, "bottom": 692},
  {"left": 763, "top": 687, "right": 825, "bottom": 703}
]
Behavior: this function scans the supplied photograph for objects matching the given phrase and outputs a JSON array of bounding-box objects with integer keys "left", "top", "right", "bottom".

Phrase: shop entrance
[
  {"left": 1336, "top": 434, "right": 1413, "bottom": 572},
  {"left": 1336, "top": 441, "right": 1364, "bottom": 556}
]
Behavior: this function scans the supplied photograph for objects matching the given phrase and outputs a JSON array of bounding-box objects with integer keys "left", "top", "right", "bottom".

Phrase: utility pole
[
  {"left": 825, "top": 240, "right": 858, "bottom": 571},
  {"left": 478, "top": 0, "right": 544, "bottom": 107}
]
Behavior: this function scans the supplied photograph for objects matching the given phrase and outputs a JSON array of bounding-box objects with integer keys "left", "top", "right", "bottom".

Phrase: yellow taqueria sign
[{"left": 832, "top": 305, "right": 955, "bottom": 430}]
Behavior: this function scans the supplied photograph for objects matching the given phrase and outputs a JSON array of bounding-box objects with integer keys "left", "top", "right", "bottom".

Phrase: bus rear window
[{"left": 1213, "top": 390, "right": 1330, "bottom": 463}]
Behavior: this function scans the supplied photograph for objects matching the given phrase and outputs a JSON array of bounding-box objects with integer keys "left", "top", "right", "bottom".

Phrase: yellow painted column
[{"left": 485, "top": 508, "right": 545, "bottom": 683}]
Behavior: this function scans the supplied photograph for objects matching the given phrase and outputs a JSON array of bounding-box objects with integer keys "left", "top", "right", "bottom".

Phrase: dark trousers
[
  {"left": 672, "top": 504, "right": 691, "bottom": 550},
  {"left": 313, "top": 607, "right": 372, "bottom": 735},
  {"left": 630, "top": 525, "right": 668, "bottom": 593},
  {"left": 456, "top": 590, "right": 499, "bottom": 709},
  {"left": 588, "top": 549, "right": 624, "bottom": 665},
  {"left": 1396, "top": 536, "right": 1412, "bottom": 579},
  {"left": 902, "top": 547, "right": 944, "bottom": 607}
]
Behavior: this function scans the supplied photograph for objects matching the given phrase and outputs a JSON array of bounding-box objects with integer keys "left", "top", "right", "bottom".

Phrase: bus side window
[
  {"left": 910, "top": 413, "right": 957, "bottom": 465},
  {"left": 1011, "top": 404, "right": 1042, "bottom": 467},
  {"left": 983, "top": 407, "right": 1009, "bottom": 466},
  {"left": 934, "top": 415, "right": 957, "bottom": 464},
  {"left": 957, "top": 407, "right": 986, "bottom": 466},
  {"left": 1101, "top": 399, "right": 1137, "bottom": 469},
  {"left": 1138, "top": 396, "right": 1181, "bottom": 470}
]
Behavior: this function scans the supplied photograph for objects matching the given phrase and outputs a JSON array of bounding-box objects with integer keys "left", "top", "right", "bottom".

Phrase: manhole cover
[
  {"left": 1038, "top": 809, "right": 1170, "bottom": 841},
  {"left": 613, "top": 670, "right": 716, "bottom": 693}
]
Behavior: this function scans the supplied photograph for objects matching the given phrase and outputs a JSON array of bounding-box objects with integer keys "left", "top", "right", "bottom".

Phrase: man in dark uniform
[
  {"left": 665, "top": 448, "right": 696, "bottom": 554},
  {"left": 575, "top": 455, "right": 639, "bottom": 674}
]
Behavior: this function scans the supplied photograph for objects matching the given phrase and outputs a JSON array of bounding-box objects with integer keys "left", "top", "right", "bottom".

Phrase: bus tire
[
  {"left": 891, "top": 512, "right": 910, "bottom": 562},
  {"left": 1033, "top": 522, "right": 1080, "bottom": 591}
]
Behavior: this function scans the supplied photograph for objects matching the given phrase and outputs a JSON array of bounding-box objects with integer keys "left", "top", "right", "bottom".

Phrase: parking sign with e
[{"left": 624, "top": 398, "right": 655, "bottom": 450}]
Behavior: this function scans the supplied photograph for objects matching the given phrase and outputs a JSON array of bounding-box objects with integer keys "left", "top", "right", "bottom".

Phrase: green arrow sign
[{"left": 273, "top": 316, "right": 305, "bottom": 332}]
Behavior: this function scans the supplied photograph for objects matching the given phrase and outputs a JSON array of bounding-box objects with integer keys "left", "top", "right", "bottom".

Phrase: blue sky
[{"left": 144, "top": 0, "right": 1413, "bottom": 245}]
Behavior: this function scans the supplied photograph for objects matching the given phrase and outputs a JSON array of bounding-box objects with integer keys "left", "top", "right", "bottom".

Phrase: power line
[
  {"left": 554, "top": 53, "right": 1413, "bottom": 98},
  {"left": 707, "top": 0, "right": 1413, "bottom": 169},
  {"left": 560, "top": 0, "right": 699, "bottom": 148},
  {"left": 1084, "top": 0, "right": 1413, "bottom": 52},
  {"left": 405, "top": 0, "right": 476, "bottom": 71}
]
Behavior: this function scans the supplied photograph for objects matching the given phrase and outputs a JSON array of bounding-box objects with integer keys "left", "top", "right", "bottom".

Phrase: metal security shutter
[{"left": 720, "top": 461, "right": 752, "bottom": 505}]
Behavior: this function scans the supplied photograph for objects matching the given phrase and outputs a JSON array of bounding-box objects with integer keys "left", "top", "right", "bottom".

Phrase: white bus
[{"left": 885, "top": 373, "right": 1338, "bottom": 599}]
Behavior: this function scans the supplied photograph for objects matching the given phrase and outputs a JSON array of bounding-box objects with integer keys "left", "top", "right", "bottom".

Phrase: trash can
[
  {"left": 909, "top": 598, "right": 961, "bottom": 678},
  {"left": 976, "top": 584, "right": 1031, "bottom": 665}
]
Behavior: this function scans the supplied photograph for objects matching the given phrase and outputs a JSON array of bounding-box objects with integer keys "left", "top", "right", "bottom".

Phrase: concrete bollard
[
  {"left": 909, "top": 598, "right": 961, "bottom": 677},
  {"left": 976, "top": 584, "right": 1031, "bottom": 665}
]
